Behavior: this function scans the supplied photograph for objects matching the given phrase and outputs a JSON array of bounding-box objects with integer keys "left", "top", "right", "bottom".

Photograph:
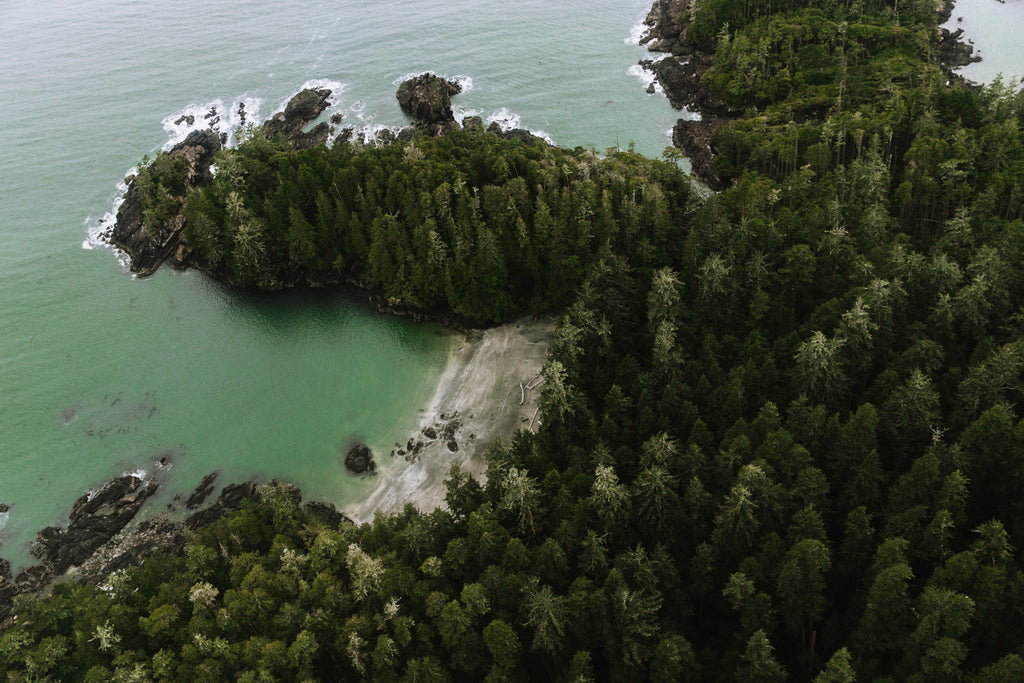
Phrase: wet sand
[{"left": 345, "top": 317, "right": 554, "bottom": 522}]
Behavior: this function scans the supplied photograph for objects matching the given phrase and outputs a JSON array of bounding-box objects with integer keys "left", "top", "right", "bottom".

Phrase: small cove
[{"left": 0, "top": 0, "right": 674, "bottom": 570}]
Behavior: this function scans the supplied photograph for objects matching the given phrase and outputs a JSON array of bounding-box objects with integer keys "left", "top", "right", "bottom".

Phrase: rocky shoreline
[
  {"left": 635, "top": 0, "right": 741, "bottom": 190},
  {"left": 0, "top": 472, "right": 349, "bottom": 631},
  {"left": 1, "top": 316, "right": 553, "bottom": 629},
  {"left": 106, "top": 73, "right": 548, "bottom": 333},
  {"left": 637, "top": 0, "right": 989, "bottom": 190}
]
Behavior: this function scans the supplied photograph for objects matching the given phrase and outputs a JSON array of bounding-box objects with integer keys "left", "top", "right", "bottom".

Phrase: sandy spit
[{"left": 345, "top": 317, "right": 554, "bottom": 523}]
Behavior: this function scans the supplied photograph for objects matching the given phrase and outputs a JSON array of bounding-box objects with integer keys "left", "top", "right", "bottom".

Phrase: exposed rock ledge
[
  {"left": 637, "top": 0, "right": 740, "bottom": 190},
  {"left": 0, "top": 474, "right": 349, "bottom": 631}
]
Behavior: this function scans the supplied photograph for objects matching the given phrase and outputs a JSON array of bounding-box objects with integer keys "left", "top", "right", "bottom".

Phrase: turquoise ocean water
[{"left": 0, "top": 0, "right": 679, "bottom": 569}]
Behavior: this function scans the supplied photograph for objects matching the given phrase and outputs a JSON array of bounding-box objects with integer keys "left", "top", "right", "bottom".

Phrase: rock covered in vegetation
[
  {"left": 636, "top": 0, "right": 740, "bottom": 187},
  {"left": 0, "top": 475, "right": 344, "bottom": 631},
  {"left": 111, "top": 88, "right": 335, "bottom": 276},
  {"left": 111, "top": 129, "right": 221, "bottom": 276},
  {"left": 395, "top": 73, "right": 462, "bottom": 135},
  {"left": 938, "top": 26, "right": 982, "bottom": 71},
  {"left": 344, "top": 442, "right": 376, "bottom": 474}
]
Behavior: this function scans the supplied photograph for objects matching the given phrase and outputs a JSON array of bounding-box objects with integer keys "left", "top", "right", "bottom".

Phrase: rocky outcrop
[
  {"left": 185, "top": 471, "right": 218, "bottom": 510},
  {"left": 183, "top": 481, "right": 261, "bottom": 529},
  {"left": 30, "top": 474, "right": 160, "bottom": 575},
  {"left": 0, "top": 559, "right": 14, "bottom": 622},
  {"left": 391, "top": 410, "right": 467, "bottom": 464},
  {"left": 939, "top": 26, "right": 982, "bottom": 73},
  {"left": 0, "top": 474, "right": 350, "bottom": 631},
  {"left": 637, "top": 0, "right": 742, "bottom": 187},
  {"left": 485, "top": 122, "right": 550, "bottom": 147},
  {"left": 673, "top": 118, "right": 727, "bottom": 191},
  {"left": 263, "top": 87, "right": 334, "bottom": 146},
  {"left": 345, "top": 442, "right": 376, "bottom": 475},
  {"left": 111, "top": 129, "right": 222, "bottom": 276},
  {"left": 111, "top": 88, "right": 336, "bottom": 277},
  {"left": 396, "top": 73, "right": 463, "bottom": 136}
]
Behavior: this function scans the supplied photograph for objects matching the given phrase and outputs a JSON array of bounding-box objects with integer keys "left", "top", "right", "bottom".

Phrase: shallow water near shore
[
  {"left": 0, "top": 0, "right": 676, "bottom": 570},
  {"left": 943, "top": 0, "right": 1024, "bottom": 84}
]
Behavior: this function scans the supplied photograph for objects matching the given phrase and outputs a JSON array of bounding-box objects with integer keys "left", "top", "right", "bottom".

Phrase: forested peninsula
[{"left": 5, "top": 0, "right": 1024, "bottom": 680}]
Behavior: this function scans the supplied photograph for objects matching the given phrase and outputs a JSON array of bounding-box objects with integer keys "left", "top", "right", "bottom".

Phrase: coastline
[
  {"left": 1, "top": 316, "right": 553, "bottom": 624},
  {"left": 346, "top": 316, "right": 553, "bottom": 522},
  {"left": 635, "top": 0, "right": 739, "bottom": 190},
  {"left": 638, "top": 0, "right": 993, "bottom": 190}
]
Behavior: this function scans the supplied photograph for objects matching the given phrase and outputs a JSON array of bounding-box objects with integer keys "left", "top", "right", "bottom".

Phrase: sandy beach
[{"left": 345, "top": 317, "right": 554, "bottom": 522}]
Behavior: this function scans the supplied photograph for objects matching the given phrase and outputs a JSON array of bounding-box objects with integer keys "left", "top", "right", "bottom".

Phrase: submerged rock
[
  {"left": 345, "top": 442, "right": 377, "bottom": 475},
  {"left": 186, "top": 472, "right": 218, "bottom": 510}
]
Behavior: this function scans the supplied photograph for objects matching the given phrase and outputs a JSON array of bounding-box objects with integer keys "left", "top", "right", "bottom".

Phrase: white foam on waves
[
  {"left": 452, "top": 105, "right": 483, "bottom": 122},
  {"left": 393, "top": 72, "right": 474, "bottom": 93},
  {"left": 486, "top": 107, "right": 521, "bottom": 131},
  {"left": 486, "top": 108, "right": 555, "bottom": 145},
  {"left": 82, "top": 169, "right": 134, "bottom": 268},
  {"left": 627, "top": 12, "right": 653, "bottom": 45},
  {"left": 161, "top": 99, "right": 227, "bottom": 150},
  {"left": 358, "top": 123, "right": 405, "bottom": 147},
  {"left": 124, "top": 467, "right": 148, "bottom": 482},
  {"left": 279, "top": 78, "right": 347, "bottom": 112},
  {"left": 628, "top": 61, "right": 665, "bottom": 95}
]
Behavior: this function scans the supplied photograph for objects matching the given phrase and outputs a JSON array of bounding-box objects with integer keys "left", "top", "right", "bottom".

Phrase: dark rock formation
[
  {"left": 263, "top": 87, "right": 333, "bottom": 143},
  {"left": 344, "top": 442, "right": 376, "bottom": 475},
  {"left": 0, "top": 559, "right": 13, "bottom": 620},
  {"left": 486, "top": 122, "right": 549, "bottom": 146},
  {"left": 70, "top": 518, "right": 187, "bottom": 587},
  {"left": 673, "top": 118, "right": 726, "bottom": 191},
  {"left": 0, "top": 475, "right": 301, "bottom": 630},
  {"left": 111, "top": 88, "right": 335, "bottom": 278},
  {"left": 302, "top": 500, "right": 353, "bottom": 528},
  {"left": 30, "top": 474, "right": 159, "bottom": 575},
  {"left": 939, "top": 27, "right": 982, "bottom": 73},
  {"left": 462, "top": 115, "right": 484, "bottom": 132},
  {"left": 635, "top": 0, "right": 742, "bottom": 187},
  {"left": 396, "top": 73, "right": 463, "bottom": 136},
  {"left": 186, "top": 472, "right": 218, "bottom": 510},
  {"left": 0, "top": 502, "right": 8, "bottom": 513},
  {"left": 111, "top": 129, "right": 222, "bottom": 277},
  {"left": 184, "top": 481, "right": 261, "bottom": 529}
]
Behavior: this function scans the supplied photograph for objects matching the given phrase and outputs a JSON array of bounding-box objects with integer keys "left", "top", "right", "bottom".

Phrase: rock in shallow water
[{"left": 345, "top": 442, "right": 376, "bottom": 474}]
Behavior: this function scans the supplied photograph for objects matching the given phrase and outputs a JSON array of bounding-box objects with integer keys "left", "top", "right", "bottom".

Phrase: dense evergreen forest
[
  {"left": 147, "top": 125, "right": 690, "bottom": 323},
  {"left": 5, "top": 0, "right": 1024, "bottom": 679}
]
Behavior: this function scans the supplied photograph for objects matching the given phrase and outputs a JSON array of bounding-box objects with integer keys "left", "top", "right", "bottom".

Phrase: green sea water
[{"left": 0, "top": 0, "right": 680, "bottom": 569}]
